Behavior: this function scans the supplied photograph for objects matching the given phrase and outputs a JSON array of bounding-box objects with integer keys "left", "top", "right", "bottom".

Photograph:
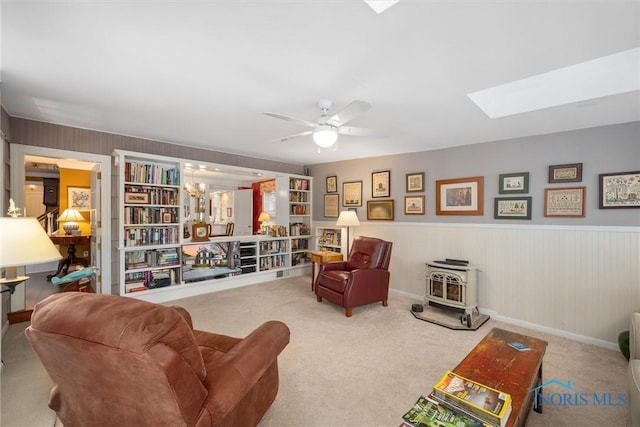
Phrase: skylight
[{"left": 468, "top": 47, "right": 640, "bottom": 118}]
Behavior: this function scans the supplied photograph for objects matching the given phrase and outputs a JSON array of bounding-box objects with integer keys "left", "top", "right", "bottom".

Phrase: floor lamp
[
  {"left": 335, "top": 210, "right": 360, "bottom": 258},
  {"left": 0, "top": 217, "right": 62, "bottom": 311}
]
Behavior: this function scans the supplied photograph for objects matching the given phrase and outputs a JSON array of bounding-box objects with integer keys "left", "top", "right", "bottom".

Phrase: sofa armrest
[{"left": 200, "top": 321, "right": 290, "bottom": 419}]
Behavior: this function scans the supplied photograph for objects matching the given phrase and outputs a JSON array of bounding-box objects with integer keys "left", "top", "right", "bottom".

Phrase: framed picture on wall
[
  {"left": 498, "top": 172, "right": 529, "bottom": 194},
  {"left": 406, "top": 172, "right": 425, "bottom": 192},
  {"left": 494, "top": 197, "right": 532, "bottom": 220},
  {"left": 367, "top": 199, "right": 394, "bottom": 220},
  {"left": 343, "top": 181, "right": 363, "bottom": 206},
  {"left": 598, "top": 170, "right": 640, "bottom": 209},
  {"left": 404, "top": 195, "right": 425, "bottom": 215},
  {"left": 371, "top": 170, "right": 390, "bottom": 198},
  {"left": 68, "top": 186, "right": 91, "bottom": 210},
  {"left": 326, "top": 176, "right": 337, "bottom": 193},
  {"left": 324, "top": 194, "right": 339, "bottom": 218},
  {"left": 544, "top": 187, "right": 586, "bottom": 217},
  {"left": 435, "top": 176, "right": 484, "bottom": 215},
  {"left": 548, "top": 163, "right": 582, "bottom": 183}
]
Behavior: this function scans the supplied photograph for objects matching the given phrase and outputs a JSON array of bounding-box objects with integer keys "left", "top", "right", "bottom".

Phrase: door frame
[{"left": 9, "top": 144, "right": 111, "bottom": 294}]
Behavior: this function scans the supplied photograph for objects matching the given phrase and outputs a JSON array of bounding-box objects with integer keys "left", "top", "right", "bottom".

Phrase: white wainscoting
[{"left": 314, "top": 221, "right": 640, "bottom": 349}]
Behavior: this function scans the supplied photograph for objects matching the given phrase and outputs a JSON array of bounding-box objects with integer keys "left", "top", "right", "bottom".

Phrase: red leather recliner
[
  {"left": 25, "top": 292, "right": 290, "bottom": 427},
  {"left": 315, "top": 236, "right": 393, "bottom": 317}
]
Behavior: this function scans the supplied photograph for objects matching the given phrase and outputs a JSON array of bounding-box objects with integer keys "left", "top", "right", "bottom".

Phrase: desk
[
  {"left": 309, "top": 250, "right": 343, "bottom": 291},
  {"left": 452, "top": 327, "right": 548, "bottom": 427},
  {"left": 47, "top": 235, "right": 91, "bottom": 280}
]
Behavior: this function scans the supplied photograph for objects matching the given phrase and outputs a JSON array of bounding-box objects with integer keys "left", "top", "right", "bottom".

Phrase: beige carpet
[{"left": 1, "top": 275, "right": 632, "bottom": 426}]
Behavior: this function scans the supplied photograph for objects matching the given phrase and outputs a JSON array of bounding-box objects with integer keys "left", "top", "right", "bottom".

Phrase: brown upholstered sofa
[
  {"left": 26, "top": 292, "right": 290, "bottom": 427},
  {"left": 315, "top": 236, "right": 392, "bottom": 317}
]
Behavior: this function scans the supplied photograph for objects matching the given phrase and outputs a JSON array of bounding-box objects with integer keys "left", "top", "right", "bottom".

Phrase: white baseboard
[{"left": 389, "top": 289, "right": 618, "bottom": 351}]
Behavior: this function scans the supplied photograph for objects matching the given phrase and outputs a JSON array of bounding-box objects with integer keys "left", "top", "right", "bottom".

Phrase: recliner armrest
[
  {"left": 318, "top": 261, "right": 348, "bottom": 273},
  {"left": 200, "top": 321, "right": 290, "bottom": 419},
  {"left": 348, "top": 268, "right": 390, "bottom": 282}
]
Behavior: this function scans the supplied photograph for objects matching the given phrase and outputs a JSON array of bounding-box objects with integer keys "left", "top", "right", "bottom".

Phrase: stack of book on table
[{"left": 402, "top": 371, "right": 512, "bottom": 427}]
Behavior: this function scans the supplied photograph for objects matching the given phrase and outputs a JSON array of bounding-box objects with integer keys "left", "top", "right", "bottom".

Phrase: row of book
[
  {"left": 124, "top": 185, "right": 179, "bottom": 205},
  {"left": 124, "top": 227, "right": 180, "bottom": 247},
  {"left": 289, "top": 178, "right": 309, "bottom": 191},
  {"left": 402, "top": 371, "right": 512, "bottom": 427},
  {"left": 125, "top": 162, "right": 180, "bottom": 185},
  {"left": 289, "top": 191, "right": 309, "bottom": 202},
  {"left": 289, "top": 222, "right": 310, "bottom": 236},
  {"left": 124, "top": 207, "right": 178, "bottom": 225}
]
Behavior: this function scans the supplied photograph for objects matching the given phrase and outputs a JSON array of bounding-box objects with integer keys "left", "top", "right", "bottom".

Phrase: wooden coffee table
[{"left": 452, "top": 328, "right": 547, "bottom": 427}]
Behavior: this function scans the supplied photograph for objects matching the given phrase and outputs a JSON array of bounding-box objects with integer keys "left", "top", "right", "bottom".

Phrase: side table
[
  {"left": 309, "top": 250, "right": 343, "bottom": 291},
  {"left": 47, "top": 234, "right": 91, "bottom": 280}
]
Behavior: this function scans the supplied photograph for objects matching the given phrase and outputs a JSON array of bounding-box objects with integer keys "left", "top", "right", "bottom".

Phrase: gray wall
[
  {"left": 307, "top": 122, "right": 640, "bottom": 226},
  {"left": 7, "top": 116, "right": 304, "bottom": 176}
]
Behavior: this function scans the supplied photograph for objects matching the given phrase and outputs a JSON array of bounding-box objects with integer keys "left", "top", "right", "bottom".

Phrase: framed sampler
[
  {"left": 544, "top": 187, "right": 586, "bottom": 218},
  {"left": 343, "top": 181, "right": 363, "bottom": 207}
]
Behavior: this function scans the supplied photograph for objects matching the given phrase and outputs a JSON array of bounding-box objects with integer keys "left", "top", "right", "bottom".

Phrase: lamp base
[{"left": 63, "top": 222, "right": 79, "bottom": 235}]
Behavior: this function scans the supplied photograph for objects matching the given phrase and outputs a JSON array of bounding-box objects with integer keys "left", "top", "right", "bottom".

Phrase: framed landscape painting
[
  {"left": 435, "top": 176, "right": 484, "bottom": 216},
  {"left": 367, "top": 200, "right": 394, "bottom": 220}
]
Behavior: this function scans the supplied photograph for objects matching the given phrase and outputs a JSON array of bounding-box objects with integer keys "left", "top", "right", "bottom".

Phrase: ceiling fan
[{"left": 264, "top": 99, "right": 376, "bottom": 149}]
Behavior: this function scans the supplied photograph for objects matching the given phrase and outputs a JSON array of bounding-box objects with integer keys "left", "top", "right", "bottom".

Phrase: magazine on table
[{"left": 432, "top": 371, "right": 512, "bottom": 427}]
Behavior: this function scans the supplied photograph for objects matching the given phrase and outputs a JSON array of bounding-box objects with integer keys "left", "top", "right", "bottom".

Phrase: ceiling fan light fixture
[{"left": 313, "top": 125, "right": 338, "bottom": 148}]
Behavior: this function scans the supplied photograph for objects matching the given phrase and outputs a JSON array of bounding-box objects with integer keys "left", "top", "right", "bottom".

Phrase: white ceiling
[{"left": 2, "top": 1, "right": 638, "bottom": 166}]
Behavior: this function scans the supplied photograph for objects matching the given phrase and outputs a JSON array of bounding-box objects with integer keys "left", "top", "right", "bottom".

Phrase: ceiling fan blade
[
  {"left": 338, "top": 126, "right": 379, "bottom": 137},
  {"left": 270, "top": 130, "right": 313, "bottom": 143},
  {"left": 327, "top": 100, "right": 371, "bottom": 127},
  {"left": 263, "top": 112, "right": 316, "bottom": 128}
]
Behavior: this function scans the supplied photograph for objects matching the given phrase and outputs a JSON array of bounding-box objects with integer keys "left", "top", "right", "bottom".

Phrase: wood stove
[{"left": 425, "top": 260, "right": 478, "bottom": 327}]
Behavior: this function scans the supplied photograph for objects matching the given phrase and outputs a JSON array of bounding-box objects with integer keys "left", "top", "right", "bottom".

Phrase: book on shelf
[
  {"left": 507, "top": 341, "right": 530, "bottom": 351},
  {"left": 402, "top": 394, "right": 488, "bottom": 427},
  {"left": 432, "top": 371, "right": 512, "bottom": 427}
]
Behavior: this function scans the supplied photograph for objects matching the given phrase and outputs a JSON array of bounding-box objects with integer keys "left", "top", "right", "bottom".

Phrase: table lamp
[
  {"left": 58, "top": 208, "right": 84, "bottom": 235},
  {"left": 0, "top": 217, "right": 62, "bottom": 294},
  {"left": 258, "top": 211, "right": 271, "bottom": 234},
  {"left": 336, "top": 210, "right": 360, "bottom": 257}
]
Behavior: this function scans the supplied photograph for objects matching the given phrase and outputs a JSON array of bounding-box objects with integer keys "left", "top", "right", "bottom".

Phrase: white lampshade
[
  {"left": 336, "top": 210, "right": 360, "bottom": 257},
  {"left": 336, "top": 210, "right": 360, "bottom": 227},
  {"left": 0, "top": 217, "right": 62, "bottom": 279},
  {"left": 313, "top": 125, "right": 338, "bottom": 148},
  {"left": 58, "top": 208, "right": 84, "bottom": 235}
]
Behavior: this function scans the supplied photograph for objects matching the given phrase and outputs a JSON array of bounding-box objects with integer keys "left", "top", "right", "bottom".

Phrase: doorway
[{"left": 9, "top": 145, "right": 111, "bottom": 311}]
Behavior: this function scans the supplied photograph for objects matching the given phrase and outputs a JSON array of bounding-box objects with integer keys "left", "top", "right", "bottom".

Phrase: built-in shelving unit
[
  {"left": 114, "top": 150, "right": 313, "bottom": 302},
  {"left": 115, "top": 151, "right": 182, "bottom": 294},
  {"left": 288, "top": 177, "right": 312, "bottom": 267},
  {"left": 315, "top": 226, "right": 346, "bottom": 254},
  {"left": 258, "top": 237, "right": 288, "bottom": 271}
]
